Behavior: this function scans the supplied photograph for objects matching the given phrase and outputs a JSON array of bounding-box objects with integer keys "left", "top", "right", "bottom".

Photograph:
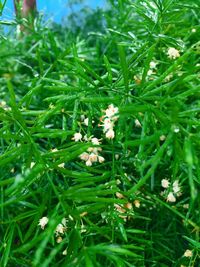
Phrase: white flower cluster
[
  {"left": 72, "top": 132, "right": 82, "bottom": 142},
  {"left": 147, "top": 61, "right": 158, "bottom": 77},
  {"left": 79, "top": 137, "right": 105, "bottom": 166},
  {"left": 0, "top": 100, "right": 11, "bottom": 111},
  {"left": 167, "top": 47, "right": 180, "bottom": 59},
  {"left": 38, "top": 217, "right": 67, "bottom": 243},
  {"left": 100, "top": 104, "right": 119, "bottom": 139},
  {"left": 161, "top": 179, "right": 181, "bottom": 203},
  {"left": 55, "top": 218, "right": 67, "bottom": 243},
  {"left": 183, "top": 249, "right": 193, "bottom": 258},
  {"left": 38, "top": 216, "right": 49, "bottom": 230}
]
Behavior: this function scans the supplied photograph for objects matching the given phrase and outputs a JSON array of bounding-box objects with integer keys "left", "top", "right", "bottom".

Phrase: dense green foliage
[{"left": 0, "top": 0, "right": 200, "bottom": 266}]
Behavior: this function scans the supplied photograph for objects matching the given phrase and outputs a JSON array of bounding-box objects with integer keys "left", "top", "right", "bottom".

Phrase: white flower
[
  {"left": 98, "top": 155, "right": 105, "bottom": 163},
  {"left": 87, "top": 147, "right": 95, "bottom": 153},
  {"left": 51, "top": 148, "right": 58, "bottom": 152},
  {"left": 89, "top": 153, "right": 98, "bottom": 162},
  {"left": 0, "top": 100, "right": 7, "bottom": 107},
  {"left": 62, "top": 218, "right": 67, "bottom": 227},
  {"left": 191, "top": 28, "right": 196, "bottom": 33},
  {"left": 159, "top": 135, "right": 166, "bottom": 141},
  {"left": 135, "top": 119, "right": 142, "bottom": 128},
  {"left": 58, "top": 163, "right": 65, "bottom": 168},
  {"left": 105, "top": 104, "right": 119, "bottom": 118},
  {"left": 55, "top": 223, "right": 66, "bottom": 236},
  {"left": 72, "top": 132, "right": 82, "bottom": 142},
  {"left": 114, "top": 204, "right": 126, "bottom": 214},
  {"left": 79, "top": 152, "right": 89, "bottom": 161},
  {"left": 116, "top": 192, "right": 124, "bottom": 199},
  {"left": 86, "top": 159, "right": 92, "bottom": 166},
  {"left": 83, "top": 134, "right": 89, "bottom": 141},
  {"left": 125, "top": 202, "right": 132, "bottom": 210},
  {"left": 165, "top": 74, "right": 173, "bottom": 82},
  {"left": 56, "top": 236, "right": 63, "bottom": 243},
  {"left": 183, "top": 203, "right": 189, "bottom": 209},
  {"left": 0, "top": 100, "right": 10, "bottom": 111},
  {"left": 173, "top": 180, "right": 180, "bottom": 193},
  {"left": 80, "top": 114, "right": 85, "bottom": 121},
  {"left": 38, "top": 217, "right": 49, "bottom": 230},
  {"left": 115, "top": 154, "right": 119, "bottom": 160},
  {"left": 166, "top": 192, "right": 176, "bottom": 202},
  {"left": 184, "top": 249, "right": 193, "bottom": 258},
  {"left": 83, "top": 118, "right": 89, "bottom": 126},
  {"left": 167, "top": 47, "right": 180, "bottom": 59},
  {"left": 102, "top": 118, "right": 114, "bottom": 132},
  {"left": 62, "top": 249, "right": 67, "bottom": 255},
  {"left": 105, "top": 128, "right": 115, "bottom": 139},
  {"left": 134, "top": 200, "right": 140, "bottom": 208},
  {"left": 91, "top": 137, "right": 101, "bottom": 145},
  {"left": 173, "top": 126, "right": 180, "bottom": 133},
  {"left": 149, "top": 61, "right": 157, "bottom": 69},
  {"left": 147, "top": 69, "right": 154, "bottom": 76},
  {"left": 161, "top": 179, "right": 170, "bottom": 188}
]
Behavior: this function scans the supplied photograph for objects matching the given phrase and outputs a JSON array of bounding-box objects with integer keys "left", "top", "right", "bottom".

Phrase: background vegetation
[{"left": 0, "top": 0, "right": 200, "bottom": 266}]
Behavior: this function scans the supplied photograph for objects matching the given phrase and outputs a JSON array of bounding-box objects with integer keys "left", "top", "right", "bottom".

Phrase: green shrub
[{"left": 0, "top": 0, "right": 200, "bottom": 266}]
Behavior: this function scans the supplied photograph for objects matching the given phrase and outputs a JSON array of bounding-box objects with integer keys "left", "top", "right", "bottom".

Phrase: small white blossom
[
  {"left": 55, "top": 223, "right": 66, "bottom": 236},
  {"left": 191, "top": 28, "right": 196, "bottom": 33},
  {"left": 165, "top": 73, "right": 173, "bottom": 82},
  {"left": 166, "top": 192, "right": 176, "bottom": 202},
  {"left": 86, "top": 159, "right": 92, "bottom": 166},
  {"left": 173, "top": 180, "right": 180, "bottom": 193},
  {"left": 150, "top": 61, "right": 157, "bottom": 69},
  {"left": 38, "top": 217, "right": 49, "bottom": 230},
  {"left": 105, "top": 128, "right": 115, "bottom": 139},
  {"left": 161, "top": 179, "right": 170, "bottom": 188},
  {"left": 58, "top": 163, "right": 65, "bottom": 168},
  {"left": 184, "top": 249, "right": 193, "bottom": 258},
  {"left": 61, "top": 218, "right": 67, "bottom": 227},
  {"left": 87, "top": 147, "right": 95, "bottom": 153},
  {"left": 183, "top": 203, "right": 189, "bottom": 209},
  {"left": 116, "top": 192, "right": 124, "bottom": 199},
  {"left": 105, "top": 104, "right": 119, "bottom": 118},
  {"left": 147, "top": 69, "right": 154, "bottom": 76},
  {"left": 72, "top": 132, "right": 82, "bottom": 142},
  {"left": 134, "top": 200, "right": 140, "bottom": 208},
  {"left": 83, "top": 135, "right": 89, "bottom": 141},
  {"left": 79, "top": 152, "right": 89, "bottom": 161},
  {"left": 0, "top": 100, "right": 7, "bottom": 107},
  {"left": 89, "top": 153, "right": 98, "bottom": 162},
  {"left": 98, "top": 155, "right": 105, "bottom": 163},
  {"left": 102, "top": 118, "right": 114, "bottom": 132},
  {"left": 80, "top": 114, "right": 85, "bottom": 121},
  {"left": 62, "top": 249, "right": 67, "bottom": 255},
  {"left": 135, "top": 119, "right": 142, "bottom": 128},
  {"left": 51, "top": 148, "right": 58, "bottom": 152},
  {"left": 115, "top": 154, "right": 119, "bottom": 160},
  {"left": 167, "top": 47, "right": 180, "bottom": 59},
  {"left": 56, "top": 236, "right": 63, "bottom": 243},
  {"left": 91, "top": 137, "right": 101, "bottom": 145},
  {"left": 114, "top": 204, "right": 126, "bottom": 214},
  {"left": 160, "top": 135, "right": 166, "bottom": 141},
  {"left": 173, "top": 126, "right": 180, "bottom": 133},
  {"left": 83, "top": 118, "right": 89, "bottom": 126},
  {"left": 0, "top": 100, "right": 10, "bottom": 111}
]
